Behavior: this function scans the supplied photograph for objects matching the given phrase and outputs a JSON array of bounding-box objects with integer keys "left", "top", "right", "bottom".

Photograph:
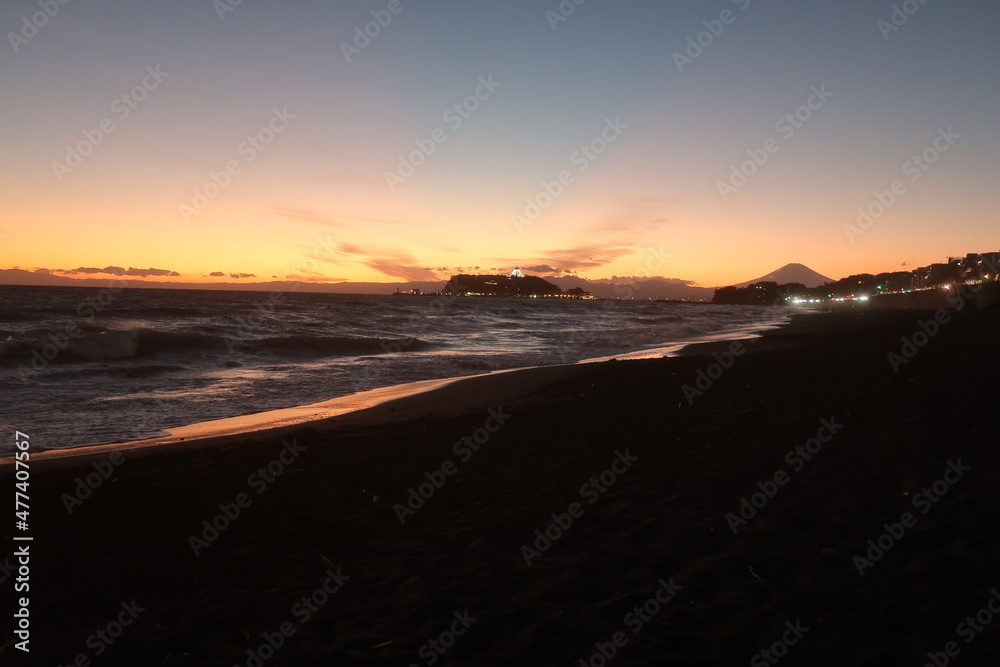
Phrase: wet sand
[{"left": 3, "top": 309, "right": 999, "bottom": 665}]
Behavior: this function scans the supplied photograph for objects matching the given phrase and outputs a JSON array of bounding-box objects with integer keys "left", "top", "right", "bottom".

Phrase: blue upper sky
[{"left": 2, "top": 0, "right": 998, "bottom": 285}]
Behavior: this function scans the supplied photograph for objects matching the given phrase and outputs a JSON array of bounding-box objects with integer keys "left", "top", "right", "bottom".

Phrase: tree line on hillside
[
  {"left": 712, "top": 271, "right": 918, "bottom": 305},
  {"left": 442, "top": 274, "right": 563, "bottom": 297}
]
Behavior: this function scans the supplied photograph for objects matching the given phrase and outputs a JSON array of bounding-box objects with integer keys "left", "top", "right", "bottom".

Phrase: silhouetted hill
[
  {"left": 547, "top": 276, "right": 713, "bottom": 300},
  {"left": 0, "top": 269, "right": 446, "bottom": 294},
  {"left": 0, "top": 269, "right": 719, "bottom": 300},
  {"left": 441, "top": 274, "right": 562, "bottom": 297},
  {"left": 734, "top": 263, "right": 832, "bottom": 289}
]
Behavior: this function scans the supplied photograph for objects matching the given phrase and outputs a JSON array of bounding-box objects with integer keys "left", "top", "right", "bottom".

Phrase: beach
[{"left": 4, "top": 308, "right": 1000, "bottom": 666}]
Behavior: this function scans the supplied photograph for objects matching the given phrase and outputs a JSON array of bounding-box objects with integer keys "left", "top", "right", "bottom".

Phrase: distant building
[
  {"left": 961, "top": 253, "right": 981, "bottom": 281},
  {"left": 928, "top": 262, "right": 960, "bottom": 286},
  {"left": 509, "top": 267, "right": 524, "bottom": 278},
  {"left": 980, "top": 252, "right": 1000, "bottom": 280}
]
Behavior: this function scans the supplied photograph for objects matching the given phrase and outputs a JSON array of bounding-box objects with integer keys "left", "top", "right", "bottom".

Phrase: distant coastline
[{"left": 393, "top": 271, "right": 599, "bottom": 300}]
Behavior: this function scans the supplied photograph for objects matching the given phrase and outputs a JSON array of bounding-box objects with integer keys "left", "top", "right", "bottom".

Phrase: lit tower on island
[{"left": 509, "top": 267, "right": 525, "bottom": 278}]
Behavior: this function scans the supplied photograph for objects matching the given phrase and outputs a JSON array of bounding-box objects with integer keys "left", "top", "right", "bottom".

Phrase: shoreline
[
  {"left": 6, "top": 306, "right": 999, "bottom": 664},
  {"left": 12, "top": 363, "right": 596, "bottom": 470},
  {"left": 1, "top": 311, "right": 795, "bottom": 470}
]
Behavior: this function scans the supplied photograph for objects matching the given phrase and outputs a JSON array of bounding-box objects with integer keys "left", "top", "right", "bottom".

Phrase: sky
[{"left": 1, "top": 0, "right": 998, "bottom": 288}]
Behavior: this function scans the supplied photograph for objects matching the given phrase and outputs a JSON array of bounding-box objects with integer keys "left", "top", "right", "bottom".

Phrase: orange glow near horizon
[{"left": 2, "top": 3, "right": 997, "bottom": 292}]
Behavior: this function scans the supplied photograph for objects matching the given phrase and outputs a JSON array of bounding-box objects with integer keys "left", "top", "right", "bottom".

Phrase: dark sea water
[{"left": 0, "top": 285, "right": 789, "bottom": 453}]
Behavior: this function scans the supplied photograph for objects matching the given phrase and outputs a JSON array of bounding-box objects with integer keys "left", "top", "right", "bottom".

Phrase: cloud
[
  {"left": 337, "top": 243, "right": 365, "bottom": 255},
  {"left": 124, "top": 267, "right": 180, "bottom": 277},
  {"left": 284, "top": 272, "right": 349, "bottom": 283},
  {"left": 47, "top": 265, "right": 184, "bottom": 278},
  {"left": 273, "top": 206, "right": 344, "bottom": 227},
  {"left": 524, "top": 264, "right": 560, "bottom": 273},
  {"left": 210, "top": 271, "right": 225, "bottom": 277},
  {"left": 522, "top": 244, "right": 635, "bottom": 273},
  {"left": 33, "top": 268, "right": 52, "bottom": 274},
  {"left": 434, "top": 266, "right": 481, "bottom": 274},
  {"left": 358, "top": 216, "right": 417, "bottom": 227},
  {"left": 590, "top": 197, "right": 676, "bottom": 234},
  {"left": 229, "top": 273, "right": 256, "bottom": 279},
  {"left": 360, "top": 259, "right": 439, "bottom": 282},
  {"left": 330, "top": 243, "right": 443, "bottom": 282},
  {"left": 60, "top": 266, "right": 127, "bottom": 275},
  {"left": 595, "top": 220, "right": 671, "bottom": 234},
  {"left": 592, "top": 276, "right": 696, "bottom": 286}
]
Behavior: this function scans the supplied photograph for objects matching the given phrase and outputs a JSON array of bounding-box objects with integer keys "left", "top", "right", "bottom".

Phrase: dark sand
[{"left": 3, "top": 309, "right": 1000, "bottom": 666}]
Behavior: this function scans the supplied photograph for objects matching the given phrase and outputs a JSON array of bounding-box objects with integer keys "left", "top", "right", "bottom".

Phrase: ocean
[{"left": 0, "top": 285, "right": 789, "bottom": 453}]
